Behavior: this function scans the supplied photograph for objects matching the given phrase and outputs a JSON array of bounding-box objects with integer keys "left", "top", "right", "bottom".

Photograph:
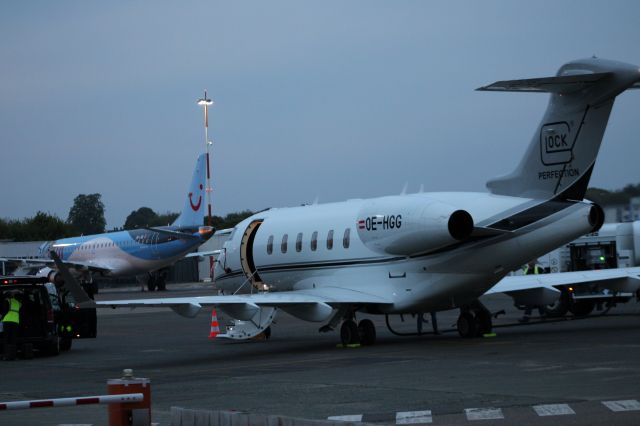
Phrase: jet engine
[
  {"left": 356, "top": 196, "right": 474, "bottom": 256},
  {"left": 588, "top": 203, "right": 605, "bottom": 233}
]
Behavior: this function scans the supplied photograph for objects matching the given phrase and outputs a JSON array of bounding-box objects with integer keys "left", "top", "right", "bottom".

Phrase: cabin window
[
  {"left": 296, "top": 233, "right": 303, "bottom": 252},
  {"left": 343, "top": 228, "right": 351, "bottom": 249},
  {"left": 281, "top": 234, "right": 288, "bottom": 253},
  {"left": 327, "top": 230, "right": 334, "bottom": 250},
  {"left": 267, "top": 235, "right": 274, "bottom": 255},
  {"left": 311, "top": 231, "right": 318, "bottom": 251}
]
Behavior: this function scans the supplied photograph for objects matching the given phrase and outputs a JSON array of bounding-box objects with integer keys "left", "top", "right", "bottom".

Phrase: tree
[
  {"left": 67, "top": 193, "right": 106, "bottom": 235},
  {"left": 0, "top": 212, "right": 72, "bottom": 241},
  {"left": 26, "top": 211, "right": 73, "bottom": 240},
  {"left": 124, "top": 207, "right": 158, "bottom": 229},
  {"left": 123, "top": 208, "right": 180, "bottom": 229},
  {"left": 586, "top": 184, "right": 640, "bottom": 206},
  {"left": 209, "top": 210, "right": 255, "bottom": 230},
  {"left": 156, "top": 211, "right": 179, "bottom": 227}
]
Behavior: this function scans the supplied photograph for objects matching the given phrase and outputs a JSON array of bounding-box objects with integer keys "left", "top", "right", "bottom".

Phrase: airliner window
[
  {"left": 296, "top": 233, "right": 303, "bottom": 252},
  {"left": 327, "top": 230, "right": 334, "bottom": 250},
  {"left": 281, "top": 234, "right": 288, "bottom": 253},
  {"left": 343, "top": 228, "right": 350, "bottom": 249},
  {"left": 267, "top": 235, "right": 274, "bottom": 255},
  {"left": 311, "top": 231, "right": 318, "bottom": 251}
]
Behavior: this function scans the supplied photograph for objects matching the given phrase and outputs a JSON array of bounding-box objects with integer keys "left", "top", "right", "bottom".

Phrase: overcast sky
[{"left": 1, "top": 1, "right": 640, "bottom": 229}]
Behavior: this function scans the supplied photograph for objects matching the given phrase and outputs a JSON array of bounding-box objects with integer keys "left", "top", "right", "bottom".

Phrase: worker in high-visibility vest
[
  {"left": 2, "top": 290, "right": 22, "bottom": 360},
  {"left": 523, "top": 259, "right": 544, "bottom": 276}
]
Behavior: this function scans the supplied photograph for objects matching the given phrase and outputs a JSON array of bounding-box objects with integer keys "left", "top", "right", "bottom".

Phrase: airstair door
[{"left": 239, "top": 220, "right": 264, "bottom": 290}]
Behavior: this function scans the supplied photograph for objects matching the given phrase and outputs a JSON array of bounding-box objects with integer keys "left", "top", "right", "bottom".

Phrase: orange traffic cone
[{"left": 208, "top": 309, "right": 220, "bottom": 339}]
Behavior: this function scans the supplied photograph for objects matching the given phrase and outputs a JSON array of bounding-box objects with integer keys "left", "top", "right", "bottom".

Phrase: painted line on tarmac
[
  {"left": 532, "top": 403, "right": 575, "bottom": 416},
  {"left": 464, "top": 407, "right": 504, "bottom": 421},
  {"left": 395, "top": 410, "right": 433, "bottom": 424},
  {"left": 328, "top": 414, "right": 363, "bottom": 422},
  {"left": 602, "top": 399, "right": 640, "bottom": 412}
]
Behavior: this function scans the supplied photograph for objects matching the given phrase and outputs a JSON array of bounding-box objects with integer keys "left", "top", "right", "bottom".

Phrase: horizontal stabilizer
[
  {"left": 477, "top": 72, "right": 611, "bottom": 94},
  {"left": 488, "top": 267, "right": 640, "bottom": 296},
  {"left": 185, "top": 249, "right": 221, "bottom": 258}
]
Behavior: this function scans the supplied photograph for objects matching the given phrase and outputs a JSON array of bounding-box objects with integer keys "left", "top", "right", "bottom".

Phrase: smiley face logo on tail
[{"left": 189, "top": 184, "right": 203, "bottom": 211}]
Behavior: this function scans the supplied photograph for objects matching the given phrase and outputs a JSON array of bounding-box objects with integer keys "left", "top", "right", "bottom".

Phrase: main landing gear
[
  {"left": 339, "top": 318, "right": 377, "bottom": 346},
  {"left": 456, "top": 301, "right": 493, "bottom": 338},
  {"left": 139, "top": 270, "right": 168, "bottom": 291}
]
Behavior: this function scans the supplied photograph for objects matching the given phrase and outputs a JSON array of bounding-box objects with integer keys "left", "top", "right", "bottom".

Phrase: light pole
[{"left": 197, "top": 91, "right": 214, "bottom": 227}]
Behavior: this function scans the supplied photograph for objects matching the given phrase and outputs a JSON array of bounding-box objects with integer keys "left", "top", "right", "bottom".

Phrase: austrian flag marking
[{"left": 358, "top": 220, "right": 365, "bottom": 229}]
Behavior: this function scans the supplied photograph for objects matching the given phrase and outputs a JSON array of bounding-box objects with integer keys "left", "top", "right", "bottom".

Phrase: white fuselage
[{"left": 214, "top": 191, "right": 596, "bottom": 314}]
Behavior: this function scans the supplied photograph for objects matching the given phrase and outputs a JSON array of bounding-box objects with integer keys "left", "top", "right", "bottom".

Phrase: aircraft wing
[
  {"left": 0, "top": 256, "right": 112, "bottom": 274},
  {"left": 49, "top": 257, "right": 113, "bottom": 274},
  {"left": 99, "top": 287, "right": 392, "bottom": 307},
  {"left": 486, "top": 267, "right": 640, "bottom": 305},
  {"left": 96, "top": 286, "right": 393, "bottom": 320},
  {"left": 145, "top": 227, "right": 202, "bottom": 241},
  {"left": 0, "top": 257, "right": 54, "bottom": 266}
]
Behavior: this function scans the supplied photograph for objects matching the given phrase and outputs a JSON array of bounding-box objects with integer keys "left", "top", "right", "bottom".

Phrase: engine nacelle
[
  {"left": 588, "top": 203, "right": 605, "bottom": 233},
  {"left": 356, "top": 196, "right": 474, "bottom": 256}
]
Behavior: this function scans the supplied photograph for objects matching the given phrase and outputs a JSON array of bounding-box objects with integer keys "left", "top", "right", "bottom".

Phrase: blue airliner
[{"left": 6, "top": 154, "right": 214, "bottom": 290}]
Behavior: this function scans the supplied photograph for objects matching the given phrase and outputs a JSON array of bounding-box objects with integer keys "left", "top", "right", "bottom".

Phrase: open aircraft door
[{"left": 239, "top": 219, "right": 265, "bottom": 291}]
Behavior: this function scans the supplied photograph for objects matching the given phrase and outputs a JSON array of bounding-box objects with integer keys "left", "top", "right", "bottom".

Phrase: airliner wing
[
  {"left": 0, "top": 257, "right": 53, "bottom": 266},
  {"left": 50, "top": 256, "right": 113, "bottom": 274},
  {"left": 145, "top": 227, "right": 202, "bottom": 241},
  {"left": 0, "top": 256, "right": 112, "bottom": 274},
  {"left": 487, "top": 267, "right": 640, "bottom": 297}
]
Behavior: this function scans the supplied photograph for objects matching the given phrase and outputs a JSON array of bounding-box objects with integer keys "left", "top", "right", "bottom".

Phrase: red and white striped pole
[{"left": 0, "top": 393, "right": 143, "bottom": 410}]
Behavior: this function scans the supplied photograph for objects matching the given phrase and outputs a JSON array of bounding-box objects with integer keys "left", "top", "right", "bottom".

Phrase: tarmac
[{"left": 1, "top": 283, "right": 639, "bottom": 425}]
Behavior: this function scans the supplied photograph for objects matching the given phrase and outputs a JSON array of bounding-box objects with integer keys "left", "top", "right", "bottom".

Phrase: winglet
[{"left": 49, "top": 251, "right": 96, "bottom": 308}]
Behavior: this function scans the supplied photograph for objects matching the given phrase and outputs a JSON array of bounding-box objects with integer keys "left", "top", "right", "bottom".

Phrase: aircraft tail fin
[
  {"left": 172, "top": 154, "right": 207, "bottom": 229},
  {"left": 482, "top": 58, "right": 640, "bottom": 201}
]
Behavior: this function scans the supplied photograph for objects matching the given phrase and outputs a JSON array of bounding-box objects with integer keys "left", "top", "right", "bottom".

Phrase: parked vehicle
[{"left": 0, "top": 276, "right": 96, "bottom": 357}]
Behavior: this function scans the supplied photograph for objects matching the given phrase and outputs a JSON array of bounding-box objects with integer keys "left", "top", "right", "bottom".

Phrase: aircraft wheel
[
  {"left": 340, "top": 320, "right": 360, "bottom": 346},
  {"left": 60, "top": 337, "right": 72, "bottom": 351},
  {"left": 45, "top": 336, "right": 60, "bottom": 356},
  {"left": 457, "top": 311, "right": 476, "bottom": 338},
  {"left": 147, "top": 276, "right": 157, "bottom": 291},
  {"left": 358, "top": 319, "right": 376, "bottom": 346},
  {"left": 474, "top": 310, "right": 492, "bottom": 337},
  {"left": 157, "top": 277, "right": 167, "bottom": 291},
  {"left": 569, "top": 300, "right": 595, "bottom": 317}
]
